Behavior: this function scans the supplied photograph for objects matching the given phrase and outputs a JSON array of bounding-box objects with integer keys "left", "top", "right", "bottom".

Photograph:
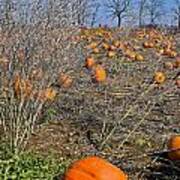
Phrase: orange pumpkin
[
  {"left": 93, "top": 65, "right": 106, "bottom": 82},
  {"left": 118, "top": 42, "right": 125, "bottom": 50},
  {"left": 102, "top": 42, "right": 110, "bottom": 50},
  {"left": 175, "top": 79, "right": 180, "bottom": 87},
  {"left": 163, "top": 48, "right": 177, "bottom": 58},
  {"left": 163, "top": 48, "right": 171, "bottom": 55},
  {"left": 64, "top": 156, "right": 128, "bottom": 180},
  {"left": 58, "top": 73, "right": 73, "bottom": 88},
  {"left": 157, "top": 48, "right": 165, "bottom": 55},
  {"left": 135, "top": 54, "right": 144, "bottom": 61},
  {"left": 154, "top": 72, "right": 166, "bottom": 84},
  {"left": 93, "top": 48, "right": 100, "bottom": 54},
  {"left": 87, "top": 42, "right": 98, "bottom": 49},
  {"left": 108, "top": 51, "right": 116, "bottom": 58},
  {"left": 37, "top": 87, "right": 57, "bottom": 101},
  {"left": 143, "top": 41, "right": 154, "bottom": 48},
  {"left": 113, "top": 40, "right": 120, "bottom": 48},
  {"left": 167, "top": 135, "right": 180, "bottom": 160},
  {"left": 165, "top": 49, "right": 177, "bottom": 58},
  {"left": 109, "top": 45, "right": 116, "bottom": 51},
  {"left": 125, "top": 50, "right": 136, "bottom": 60},
  {"left": 174, "top": 57, "right": 180, "bottom": 68},
  {"left": 85, "top": 57, "right": 96, "bottom": 69},
  {"left": 169, "top": 50, "right": 177, "bottom": 58}
]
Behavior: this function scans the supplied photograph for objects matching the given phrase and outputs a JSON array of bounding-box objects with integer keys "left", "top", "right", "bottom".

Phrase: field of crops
[{"left": 0, "top": 26, "right": 179, "bottom": 179}]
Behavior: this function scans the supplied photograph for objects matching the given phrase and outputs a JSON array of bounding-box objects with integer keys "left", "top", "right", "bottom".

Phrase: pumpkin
[
  {"left": 154, "top": 72, "right": 166, "bottom": 84},
  {"left": 167, "top": 135, "right": 180, "bottom": 160},
  {"left": 163, "top": 48, "right": 171, "bottom": 55},
  {"left": 113, "top": 40, "right": 120, "bottom": 48},
  {"left": 157, "top": 48, "right": 165, "bottom": 55},
  {"left": 143, "top": 41, "right": 154, "bottom": 48},
  {"left": 169, "top": 50, "right": 177, "bottom": 58},
  {"left": 87, "top": 42, "right": 98, "bottom": 49},
  {"left": 108, "top": 51, "right": 116, "bottom": 58},
  {"left": 135, "top": 54, "right": 144, "bottom": 61},
  {"left": 64, "top": 156, "right": 128, "bottom": 180},
  {"left": 164, "top": 62, "right": 174, "bottom": 70},
  {"left": 125, "top": 50, "right": 136, "bottom": 60},
  {"left": 163, "top": 48, "right": 177, "bottom": 58},
  {"left": 174, "top": 57, "right": 180, "bottom": 68},
  {"left": 37, "top": 87, "right": 57, "bottom": 101},
  {"left": 102, "top": 42, "right": 110, "bottom": 50},
  {"left": 175, "top": 79, "right": 180, "bottom": 87},
  {"left": 118, "top": 42, "right": 125, "bottom": 50},
  {"left": 85, "top": 57, "right": 96, "bottom": 69},
  {"left": 93, "top": 65, "right": 106, "bottom": 82},
  {"left": 109, "top": 45, "right": 116, "bottom": 51},
  {"left": 93, "top": 48, "right": 100, "bottom": 54},
  {"left": 58, "top": 73, "right": 73, "bottom": 88}
]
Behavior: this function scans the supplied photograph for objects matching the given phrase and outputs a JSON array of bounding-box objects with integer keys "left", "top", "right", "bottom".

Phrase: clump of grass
[{"left": 0, "top": 144, "right": 69, "bottom": 180}]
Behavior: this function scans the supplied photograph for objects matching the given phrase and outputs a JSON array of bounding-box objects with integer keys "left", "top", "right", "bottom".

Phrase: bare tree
[
  {"left": 137, "top": 0, "right": 147, "bottom": 27},
  {"left": 69, "top": 0, "right": 92, "bottom": 26},
  {"left": 146, "top": 0, "right": 165, "bottom": 25},
  {"left": 173, "top": 0, "right": 180, "bottom": 28},
  {"left": 104, "top": 0, "right": 132, "bottom": 27},
  {"left": 0, "top": 0, "right": 16, "bottom": 27},
  {"left": 90, "top": 2, "right": 100, "bottom": 27}
]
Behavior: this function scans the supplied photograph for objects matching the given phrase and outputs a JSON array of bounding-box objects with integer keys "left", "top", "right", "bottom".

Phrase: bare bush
[{"left": 0, "top": 0, "right": 82, "bottom": 153}]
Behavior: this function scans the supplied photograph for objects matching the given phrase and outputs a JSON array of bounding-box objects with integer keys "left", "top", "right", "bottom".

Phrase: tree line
[{"left": 0, "top": 0, "right": 179, "bottom": 28}]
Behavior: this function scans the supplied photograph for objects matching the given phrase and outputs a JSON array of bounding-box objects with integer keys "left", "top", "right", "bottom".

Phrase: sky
[{"left": 94, "top": 0, "right": 177, "bottom": 27}]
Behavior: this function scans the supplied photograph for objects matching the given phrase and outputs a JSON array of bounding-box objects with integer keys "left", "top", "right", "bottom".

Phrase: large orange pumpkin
[
  {"left": 167, "top": 135, "right": 180, "bottom": 160},
  {"left": 64, "top": 156, "right": 128, "bottom": 180}
]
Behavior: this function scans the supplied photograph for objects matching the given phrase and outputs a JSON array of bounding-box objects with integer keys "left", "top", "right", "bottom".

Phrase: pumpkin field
[{"left": 0, "top": 25, "right": 180, "bottom": 179}]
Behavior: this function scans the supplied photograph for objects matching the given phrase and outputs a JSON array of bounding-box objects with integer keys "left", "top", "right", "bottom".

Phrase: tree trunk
[
  {"left": 178, "top": 15, "right": 180, "bottom": 29},
  {"left": 139, "top": 4, "right": 143, "bottom": 27},
  {"left": 139, "top": 14, "right": 143, "bottom": 27},
  {"left": 150, "top": 12, "right": 154, "bottom": 25},
  {"left": 117, "top": 15, "right": 121, "bottom": 27}
]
